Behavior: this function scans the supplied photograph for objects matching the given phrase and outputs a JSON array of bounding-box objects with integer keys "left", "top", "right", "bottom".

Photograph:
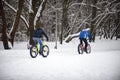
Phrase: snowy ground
[{"left": 0, "top": 37, "right": 120, "bottom": 80}]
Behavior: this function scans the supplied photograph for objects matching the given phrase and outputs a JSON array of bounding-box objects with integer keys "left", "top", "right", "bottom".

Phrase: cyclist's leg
[
  {"left": 33, "top": 38, "right": 41, "bottom": 52},
  {"left": 33, "top": 38, "right": 38, "bottom": 45},
  {"left": 79, "top": 38, "right": 83, "bottom": 45},
  {"left": 83, "top": 38, "right": 88, "bottom": 53},
  {"left": 37, "top": 39, "right": 42, "bottom": 53}
]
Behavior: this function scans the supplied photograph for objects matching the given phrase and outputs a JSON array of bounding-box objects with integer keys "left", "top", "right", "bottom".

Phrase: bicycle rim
[
  {"left": 42, "top": 45, "right": 49, "bottom": 57},
  {"left": 78, "top": 44, "right": 83, "bottom": 54},
  {"left": 87, "top": 44, "right": 91, "bottom": 53},
  {"left": 30, "top": 46, "right": 38, "bottom": 58}
]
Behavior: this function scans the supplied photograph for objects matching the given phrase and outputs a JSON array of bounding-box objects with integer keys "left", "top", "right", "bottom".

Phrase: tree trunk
[
  {"left": 10, "top": 0, "right": 24, "bottom": 46},
  {"left": 29, "top": 12, "right": 35, "bottom": 45},
  {"left": 60, "top": 0, "right": 69, "bottom": 44},
  {"left": 115, "top": 7, "right": 120, "bottom": 40},
  {"left": 29, "top": 0, "right": 36, "bottom": 45},
  {"left": 90, "top": 0, "right": 97, "bottom": 42},
  {"left": 0, "top": 0, "right": 9, "bottom": 49}
]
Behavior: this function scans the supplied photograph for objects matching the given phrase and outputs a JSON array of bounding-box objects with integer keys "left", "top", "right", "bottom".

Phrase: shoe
[
  {"left": 39, "top": 51, "right": 42, "bottom": 54},
  {"left": 85, "top": 49, "right": 88, "bottom": 53},
  {"left": 85, "top": 51, "right": 88, "bottom": 53}
]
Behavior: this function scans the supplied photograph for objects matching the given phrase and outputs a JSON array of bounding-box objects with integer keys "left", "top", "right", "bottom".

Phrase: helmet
[{"left": 82, "top": 28, "right": 90, "bottom": 31}]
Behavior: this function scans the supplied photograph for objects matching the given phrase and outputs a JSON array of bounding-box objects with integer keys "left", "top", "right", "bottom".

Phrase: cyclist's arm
[
  {"left": 87, "top": 31, "right": 92, "bottom": 39},
  {"left": 42, "top": 31, "right": 49, "bottom": 41}
]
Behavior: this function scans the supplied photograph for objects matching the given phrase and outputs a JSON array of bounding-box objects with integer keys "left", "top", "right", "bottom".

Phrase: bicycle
[
  {"left": 78, "top": 42, "right": 91, "bottom": 54},
  {"left": 30, "top": 41, "right": 49, "bottom": 58}
]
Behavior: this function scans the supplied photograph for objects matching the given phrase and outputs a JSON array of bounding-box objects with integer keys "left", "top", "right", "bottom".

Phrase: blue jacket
[
  {"left": 33, "top": 28, "right": 48, "bottom": 41},
  {"left": 79, "top": 30, "right": 92, "bottom": 39}
]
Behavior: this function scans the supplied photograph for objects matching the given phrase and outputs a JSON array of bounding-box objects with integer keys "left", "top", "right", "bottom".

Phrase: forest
[{"left": 0, "top": 0, "right": 120, "bottom": 49}]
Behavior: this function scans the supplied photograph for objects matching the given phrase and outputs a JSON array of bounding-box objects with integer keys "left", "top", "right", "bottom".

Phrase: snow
[
  {"left": 29, "top": 0, "right": 33, "bottom": 13},
  {"left": 0, "top": 37, "right": 120, "bottom": 80},
  {"left": 34, "top": 0, "right": 45, "bottom": 26}
]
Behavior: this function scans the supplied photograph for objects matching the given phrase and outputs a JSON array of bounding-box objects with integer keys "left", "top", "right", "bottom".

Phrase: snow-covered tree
[
  {"left": 0, "top": 0, "right": 10, "bottom": 49},
  {"left": 0, "top": 0, "right": 120, "bottom": 49},
  {"left": 9, "top": 0, "right": 25, "bottom": 46},
  {"left": 29, "top": 0, "right": 47, "bottom": 45}
]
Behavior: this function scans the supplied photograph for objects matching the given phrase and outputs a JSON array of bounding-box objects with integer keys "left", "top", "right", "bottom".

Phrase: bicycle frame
[
  {"left": 36, "top": 43, "right": 40, "bottom": 52},
  {"left": 36, "top": 41, "right": 46, "bottom": 52}
]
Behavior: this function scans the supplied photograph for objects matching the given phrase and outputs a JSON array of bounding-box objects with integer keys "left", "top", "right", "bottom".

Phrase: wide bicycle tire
[
  {"left": 86, "top": 44, "right": 91, "bottom": 54},
  {"left": 78, "top": 44, "right": 83, "bottom": 54},
  {"left": 42, "top": 45, "right": 49, "bottom": 57},
  {"left": 30, "top": 45, "right": 38, "bottom": 58}
]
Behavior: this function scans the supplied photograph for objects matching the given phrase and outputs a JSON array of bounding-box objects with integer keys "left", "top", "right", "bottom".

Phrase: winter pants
[{"left": 33, "top": 37, "right": 42, "bottom": 52}]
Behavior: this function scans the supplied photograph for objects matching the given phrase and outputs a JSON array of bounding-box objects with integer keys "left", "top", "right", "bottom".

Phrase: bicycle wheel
[
  {"left": 42, "top": 45, "right": 49, "bottom": 57},
  {"left": 30, "top": 45, "right": 38, "bottom": 58},
  {"left": 87, "top": 44, "right": 91, "bottom": 53},
  {"left": 78, "top": 44, "right": 83, "bottom": 54}
]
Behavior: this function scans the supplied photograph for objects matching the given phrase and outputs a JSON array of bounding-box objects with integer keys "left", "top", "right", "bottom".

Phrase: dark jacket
[
  {"left": 33, "top": 28, "right": 48, "bottom": 41},
  {"left": 79, "top": 30, "right": 92, "bottom": 39}
]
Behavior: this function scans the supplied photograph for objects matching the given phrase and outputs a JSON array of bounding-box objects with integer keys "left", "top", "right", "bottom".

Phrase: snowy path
[{"left": 0, "top": 38, "right": 120, "bottom": 80}]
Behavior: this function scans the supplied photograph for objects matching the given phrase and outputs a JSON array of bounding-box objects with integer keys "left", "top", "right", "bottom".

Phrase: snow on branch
[
  {"left": 78, "top": 14, "right": 92, "bottom": 29},
  {"left": 20, "top": 15, "right": 29, "bottom": 28},
  {"left": 105, "top": 0, "right": 118, "bottom": 7},
  {"left": 9, "top": 19, "right": 14, "bottom": 35},
  {"left": 47, "top": 2, "right": 62, "bottom": 11},
  {"left": 113, "top": 2, "right": 120, "bottom": 9},
  {"left": 29, "top": 0, "right": 33, "bottom": 13},
  {"left": 64, "top": 0, "right": 92, "bottom": 36},
  {"left": 97, "top": 1, "right": 109, "bottom": 5},
  {"left": 69, "top": 3, "right": 101, "bottom": 10},
  {"left": 34, "top": 0, "right": 45, "bottom": 26},
  {"left": 95, "top": 9, "right": 118, "bottom": 29},
  {"left": 3, "top": 0, "right": 16, "bottom": 12},
  {"left": 3, "top": 0, "right": 29, "bottom": 29},
  {"left": 64, "top": 32, "right": 79, "bottom": 43}
]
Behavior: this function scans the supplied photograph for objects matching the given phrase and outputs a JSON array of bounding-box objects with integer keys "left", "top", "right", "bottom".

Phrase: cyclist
[
  {"left": 79, "top": 28, "right": 92, "bottom": 53},
  {"left": 33, "top": 24, "right": 49, "bottom": 53}
]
